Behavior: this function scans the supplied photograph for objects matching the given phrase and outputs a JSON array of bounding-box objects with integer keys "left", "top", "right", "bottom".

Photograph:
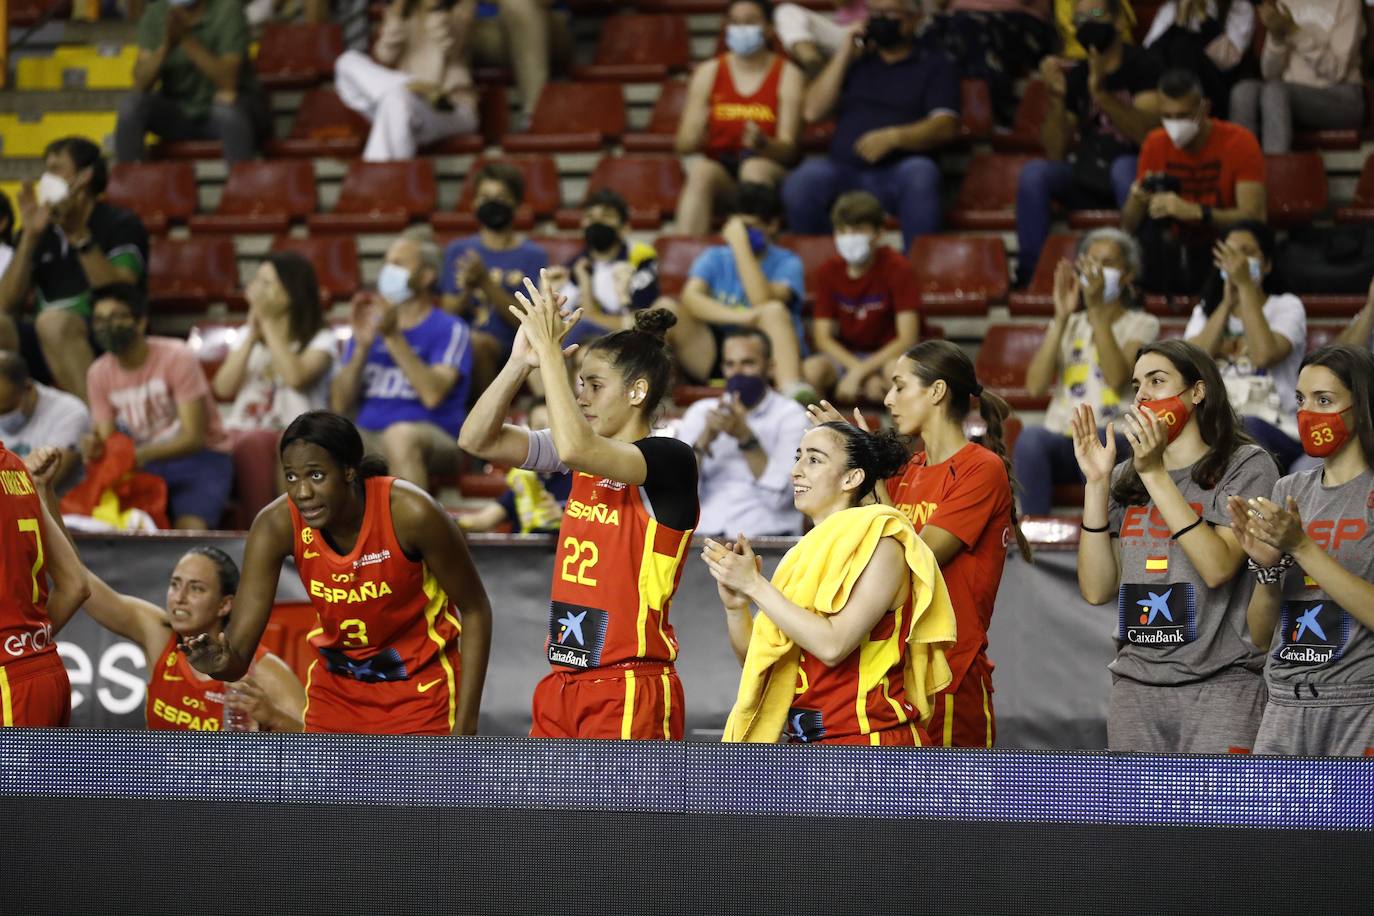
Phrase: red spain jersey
[
  {"left": 145, "top": 635, "right": 271, "bottom": 731},
  {"left": 288, "top": 477, "right": 460, "bottom": 727},
  {"left": 787, "top": 591, "right": 926, "bottom": 745},
  {"left": 547, "top": 471, "right": 695, "bottom": 672},
  {"left": 0, "top": 444, "right": 54, "bottom": 668},
  {"left": 705, "top": 53, "right": 784, "bottom": 158},
  {"left": 886, "top": 443, "right": 1011, "bottom": 690}
]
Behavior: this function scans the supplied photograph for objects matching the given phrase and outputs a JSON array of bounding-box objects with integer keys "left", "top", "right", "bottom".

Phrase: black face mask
[
  {"left": 476, "top": 199, "right": 514, "bottom": 231},
  {"left": 1075, "top": 20, "right": 1117, "bottom": 54},
  {"left": 865, "top": 15, "right": 905, "bottom": 49},
  {"left": 584, "top": 222, "right": 619, "bottom": 253}
]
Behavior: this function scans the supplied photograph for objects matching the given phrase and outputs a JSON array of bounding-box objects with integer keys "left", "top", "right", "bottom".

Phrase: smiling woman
[{"left": 177, "top": 410, "right": 493, "bottom": 737}]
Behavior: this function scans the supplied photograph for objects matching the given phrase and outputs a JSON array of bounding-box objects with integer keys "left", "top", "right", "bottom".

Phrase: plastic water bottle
[{"left": 222, "top": 683, "right": 253, "bottom": 732}]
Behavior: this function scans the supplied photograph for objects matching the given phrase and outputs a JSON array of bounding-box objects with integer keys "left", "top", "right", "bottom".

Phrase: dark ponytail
[
  {"left": 903, "top": 340, "right": 1031, "bottom": 562},
  {"left": 586, "top": 307, "right": 678, "bottom": 414},
  {"left": 820, "top": 421, "right": 909, "bottom": 504},
  {"left": 280, "top": 410, "right": 389, "bottom": 482}
]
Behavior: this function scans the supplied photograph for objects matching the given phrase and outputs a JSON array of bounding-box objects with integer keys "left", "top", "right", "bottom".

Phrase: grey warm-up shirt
[{"left": 1108, "top": 444, "right": 1278, "bottom": 686}]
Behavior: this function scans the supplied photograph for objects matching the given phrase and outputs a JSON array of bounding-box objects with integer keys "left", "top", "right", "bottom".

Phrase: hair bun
[{"left": 631, "top": 307, "right": 677, "bottom": 342}]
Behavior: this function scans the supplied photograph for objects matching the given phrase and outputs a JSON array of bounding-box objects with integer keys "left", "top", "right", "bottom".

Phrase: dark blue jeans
[
  {"left": 1013, "top": 422, "right": 1130, "bottom": 516},
  {"left": 782, "top": 155, "right": 942, "bottom": 249},
  {"left": 1015, "top": 155, "right": 1137, "bottom": 285}
]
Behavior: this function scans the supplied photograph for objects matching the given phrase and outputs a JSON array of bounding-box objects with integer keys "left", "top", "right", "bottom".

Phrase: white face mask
[
  {"left": 725, "top": 23, "right": 766, "bottom": 56},
  {"left": 376, "top": 263, "right": 413, "bottom": 305},
  {"left": 1162, "top": 116, "right": 1201, "bottom": 149},
  {"left": 1100, "top": 266, "right": 1122, "bottom": 303},
  {"left": 834, "top": 232, "right": 872, "bottom": 266},
  {"left": 1221, "top": 257, "right": 1264, "bottom": 286},
  {"left": 36, "top": 173, "right": 69, "bottom": 207}
]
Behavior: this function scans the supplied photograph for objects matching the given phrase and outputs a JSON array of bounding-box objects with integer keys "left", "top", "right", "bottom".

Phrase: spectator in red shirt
[
  {"left": 802, "top": 191, "right": 920, "bottom": 405},
  {"left": 1121, "top": 68, "right": 1266, "bottom": 296}
]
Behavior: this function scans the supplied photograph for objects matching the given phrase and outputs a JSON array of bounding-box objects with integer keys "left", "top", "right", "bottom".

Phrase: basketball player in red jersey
[
  {"left": 182, "top": 412, "right": 492, "bottom": 735},
  {"left": 460, "top": 272, "right": 700, "bottom": 739},
  {"left": 813, "top": 340, "right": 1030, "bottom": 748},
  {"left": 0, "top": 445, "right": 88, "bottom": 727},
  {"left": 704, "top": 422, "right": 945, "bottom": 745}
]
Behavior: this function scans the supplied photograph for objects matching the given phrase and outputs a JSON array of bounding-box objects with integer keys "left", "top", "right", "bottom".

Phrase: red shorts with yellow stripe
[
  {"left": 925, "top": 654, "right": 996, "bottom": 749},
  {"left": 0, "top": 651, "right": 71, "bottom": 727},
  {"left": 531, "top": 662, "right": 684, "bottom": 740},
  {"left": 809, "top": 721, "right": 929, "bottom": 746},
  {"left": 303, "top": 646, "right": 461, "bottom": 736}
]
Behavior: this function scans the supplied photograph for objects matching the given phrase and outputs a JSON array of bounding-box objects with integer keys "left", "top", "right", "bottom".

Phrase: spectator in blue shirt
[
  {"left": 670, "top": 182, "right": 811, "bottom": 400},
  {"left": 440, "top": 161, "right": 547, "bottom": 394},
  {"left": 781, "top": 0, "right": 960, "bottom": 248},
  {"left": 333, "top": 228, "right": 473, "bottom": 493}
]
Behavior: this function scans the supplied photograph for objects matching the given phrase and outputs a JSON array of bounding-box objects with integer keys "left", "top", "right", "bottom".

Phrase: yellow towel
[{"left": 722, "top": 504, "right": 956, "bottom": 743}]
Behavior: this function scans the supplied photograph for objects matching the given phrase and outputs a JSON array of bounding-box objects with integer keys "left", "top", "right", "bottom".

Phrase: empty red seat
[
  {"left": 307, "top": 159, "right": 436, "bottom": 232},
  {"left": 153, "top": 140, "right": 225, "bottom": 160},
  {"left": 1335, "top": 153, "right": 1374, "bottom": 224},
  {"left": 433, "top": 154, "right": 561, "bottom": 233},
  {"left": 529, "top": 235, "right": 585, "bottom": 268},
  {"left": 255, "top": 21, "right": 343, "bottom": 90},
  {"left": 906, "top": 235, "right": 1009, "bottom": 316},
  {"left": 623, "top": 81, "right": 688, "bottom": 154},
  {"left": 1009, "top": 233, "right": 1080, "bottom": 317},
  {"left": 1266, "top": 152, "right": 1328, "bottom": 227},
  {"left": 655, "top": 235, "right": 720, "bottom": 295},
  {"left": 958, "top": 79, "right": 993, "bottom": 141},
  {"left": 147, "top": 237, "right": 240, "bottom": 312},
  {"left": 105, "top": 162, "right": 197, "bottom": 235},
  {"left": 573, "top": 14, "right": 690, "bottom": 82},
  {"left": 270, "top": 235, "right": 361, "bottom": 303},
  {"left": 504, "top": 83, "right": 626, "bottom": 153},
  {"left": 992, "top": 78, "right": 1050, "bottom": 154},
  {"left": 555, "top": 156, "right": 683, "bottom": 229},
  {"left": 949, "top": 153, "right": 1032, "bottom": 231},
  {"left": 267, "top": 89, "right": 369, "bottom": 158},
  {"left": 1307, "top": 323, "right": 1344, "bottom": 352},
  {"left": 189, "top": 160, "right": 317, "bottom": 234},
  {"left": 1300, "top": 295, "right": 1365, "bottom": 318},
  {"left": 973, "top": 323, "right": 1050, "bottom": 410}
]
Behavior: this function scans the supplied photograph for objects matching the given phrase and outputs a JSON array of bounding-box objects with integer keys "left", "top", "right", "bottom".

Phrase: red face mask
[
  {"left": 1296, "top": 409, "right": 1352, "bottom": 458},
  {"left": 1138, "top": 395, "right": 1192, "bottom": 443}
]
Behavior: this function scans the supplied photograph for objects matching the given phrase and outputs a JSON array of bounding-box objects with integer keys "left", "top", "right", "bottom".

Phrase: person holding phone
[{"left": 675, "top": 328, "right": 811, "bottom": 538}]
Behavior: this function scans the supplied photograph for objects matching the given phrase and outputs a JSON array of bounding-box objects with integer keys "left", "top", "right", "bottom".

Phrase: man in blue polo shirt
[{"left": 781, "top": 0, "right": 960, "bottom": 248}]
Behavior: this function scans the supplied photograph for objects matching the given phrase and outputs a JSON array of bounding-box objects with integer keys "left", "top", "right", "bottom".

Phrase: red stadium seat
[
  {"left": 432, "top": 154, "right": 561, "bottom": 233},
  {"left": 623, "top": 81, "right": 688, "bottom": 154},
  {"left": 529, "top": 235, "right": 585, "bottom": 268},
  {"left": 1300, "top": 295, "right": 1365, "bottom": 318},
  {"left": 949, "top": 153, "right": 1032, "bottom": 231},
  {"left": 1067, "top": 210, "right": 1121, "bottom": 230},
  {"left": 270, "top": 235, "right": 361, "bottom": 303},
  {"left": 992, "top": 78, "right": 1050, "bottom": 154},
  {"left": 1335, "top": 153, "right": 1374, "bottom": 224},
  {"left": 153, "top": 140, "right": 225, "bottom": 160},
  {"left": 1157, "top": 319, "right": 1188, "bottom": 340},
  {"left": 267, "top": 89, "right": 369, "bottom": 158},
  {"left": 776, "top": 233, "right": 837, "bottom": 306},
  {"left": 255, "top": 21, "right": 344, "bottom": 90},
  {"left": 9, "top": 0, "right": 67, "bottom": 25},
  {"left": 572, "top": 14, "right": 690, "bottom": 82},
  {"left": 105, "top": 162, "right": 197, "bottom": 235},
  {"left": 673, "top": 383, "right": 724, "bottom": 407},
  {"left": 655, "top": 235, "right": 720, "bottom": 295},
  {"left": 1266, "top": 152, "right": 1328, "bottom": 228},
  {"left": 423, "top": 85, "right": 508, "bottom": 154},
  {"left": 147, "top": 237, "right": 240, "bottom": 312},
  {"left": 554, "top": 156, "right": 684, "bottom": 229},
  {"left": 503, "top": 83, "right": 626, "bottom": 153},
  {"left": 906, "top": 235, "right": 1009, "bottom": 316},
  {"left": 189, "top": 160, "right": 317, "bottom": 234},
  {"left": 1307, "top": 323, "right": 1344, "bottom": 353},
  {"left": 1009, "top": 233, "right": 1080, "bottom": 317},
  {"left": 974, "top": 323, "right": 1050, "bottom": 410},
  {"left": 1294, "top": 84, "right": 1370, "bottom": 150},
  {"left": 307, "top": 159, "right": 436, "bottom": 232},
  {"left": 958, "top": 79, "right": 993, "bottom": 142}
]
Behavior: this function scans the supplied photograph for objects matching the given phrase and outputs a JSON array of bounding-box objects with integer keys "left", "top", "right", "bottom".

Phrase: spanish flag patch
[
  {"left": 1145, "top": 556, "right": 1168, "bottom": 573},
  {"left": 1304, "top": 576, "right": 1318, "bottom": 589}
]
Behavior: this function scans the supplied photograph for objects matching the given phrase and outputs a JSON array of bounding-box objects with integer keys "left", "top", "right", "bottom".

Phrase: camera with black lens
[{"left": 1140, "top": 173, "right": 1181, "bottom": 195}]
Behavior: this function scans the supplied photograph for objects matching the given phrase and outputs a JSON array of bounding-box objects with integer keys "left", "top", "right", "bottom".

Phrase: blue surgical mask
[
  {"left": 0, "top": 407, "right": 26, "bottom": 436},
  {"left": 1220, "top": 257, "right": 1263, "bottom": 286},
  {"left": 725, "top": 24, "right": 766, "bottom": 56},
  {"left": 376, "top": 263, "right": 413, "bottom": 305},
  {"left": 745, "top": 226, "right": 768, "bottom": 254}
]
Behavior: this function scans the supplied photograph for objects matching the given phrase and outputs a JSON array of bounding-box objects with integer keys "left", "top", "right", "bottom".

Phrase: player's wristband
[
  {"left": 1247, "top": 554, "right": 1294, "bottom": 585},
  {"left": 1170, "top": 517, "right": 1203, "bottom": 540}
]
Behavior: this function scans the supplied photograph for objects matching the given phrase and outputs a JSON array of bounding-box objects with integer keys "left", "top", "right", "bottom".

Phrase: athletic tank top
[
  {"left": 0, "top": 444, "right": 54, "bottom": 668},
  {"left": 705, "top": 53, "right": 784, "bottom": 158},
  {"left": 547, "top": 471, "right": 694, "bottom": 671},
  {"left": 289, "top": 476, "right": 460, "bottom": 684},
  {"left": 144, "top": 635, "right": 270, "bottom": 731},
  {"left": 787, "top": 591, "right": 921, "bottom": 743}
]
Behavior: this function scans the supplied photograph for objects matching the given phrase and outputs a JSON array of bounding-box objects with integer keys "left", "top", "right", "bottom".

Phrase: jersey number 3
[{"left": 560, "top": 537, "right": 599, "bottom": 586}]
